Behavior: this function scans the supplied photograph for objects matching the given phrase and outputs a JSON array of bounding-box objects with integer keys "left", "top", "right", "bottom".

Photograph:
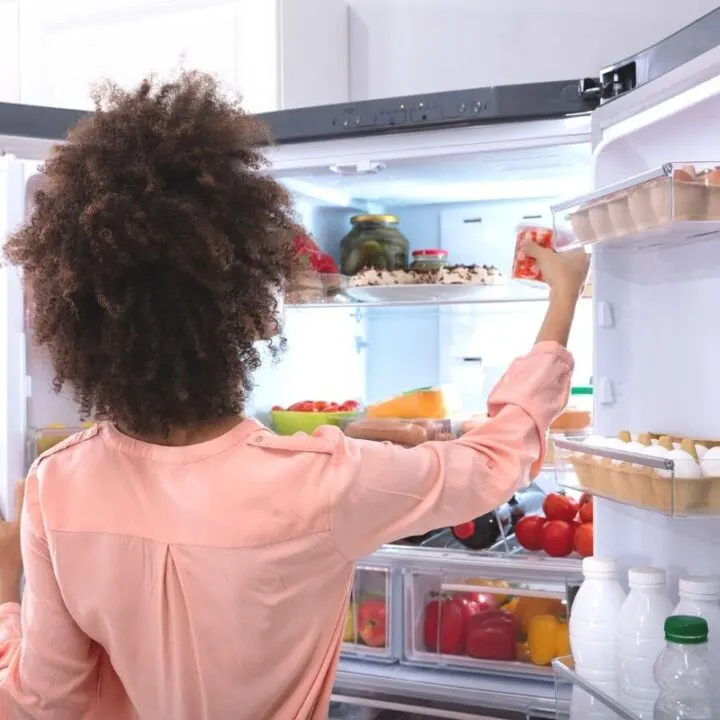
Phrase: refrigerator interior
[
  {"left": 588, "top": 73, "right": 720, "bottom": 595},
  {"left": 4, "top": 133, "right": 596, "bottom": 465}
]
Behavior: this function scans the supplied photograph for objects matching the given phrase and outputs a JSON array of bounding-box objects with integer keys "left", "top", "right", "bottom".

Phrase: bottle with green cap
[{"left": 653, "top": 615, "right": 714, "bottom": 719}]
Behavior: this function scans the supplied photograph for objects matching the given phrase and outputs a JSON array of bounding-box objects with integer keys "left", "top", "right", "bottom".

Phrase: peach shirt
[{"left": 0, "top": 342, "right": 572, "bottom": 719}]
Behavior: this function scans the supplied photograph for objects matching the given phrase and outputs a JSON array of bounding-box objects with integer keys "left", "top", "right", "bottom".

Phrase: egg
[
  {"left": 665, "top": 449, "right": 702, "bottom": 480},
  {"left": 705, "top": 169, "right": 720, "bottom": 187},
  {"left": 673, "top": 168, "right": 695, "bottom": 182},
  {"left": 642, "top": 444, "right": 671, "bottom": 477},
  {"left": 700, "top": 446, "right": 720, "bottom": 477},
  {"left": 624, "top": 441, "right": 649, "bottom": 467},
  {"left": 603, "top": 437, "right": 628, "bottom": 465},
  {"left": 584, "top": 435, "right": 608, "bottom": 447},
  {"left": 696, "top": 444, "right": 709, "bottom": 460}
]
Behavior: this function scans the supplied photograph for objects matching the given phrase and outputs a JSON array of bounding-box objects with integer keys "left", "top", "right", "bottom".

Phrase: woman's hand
[
  {"left": 521, "top": 241, "right": 589, "bottom": 299},
  {"left": 0, "top": 482, "right": 25, "bottom": 604}
]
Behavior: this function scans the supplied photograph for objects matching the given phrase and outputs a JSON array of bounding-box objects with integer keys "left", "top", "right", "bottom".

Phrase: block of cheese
[{"left": 367, "top": 387, "right": 453, "bottom": 420}]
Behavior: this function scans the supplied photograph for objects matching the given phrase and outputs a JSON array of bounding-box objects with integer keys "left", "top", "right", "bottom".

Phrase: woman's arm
[
  {"left": 325, "top": 246, "right": 589, "bottom": 560},
  {"left": 0, "top": 469, "right": 101, "bottom": 719}
]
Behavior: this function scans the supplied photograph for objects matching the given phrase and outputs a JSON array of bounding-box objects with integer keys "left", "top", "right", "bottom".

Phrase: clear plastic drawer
[
  {"left": 341, "top": 564, "right": 401, "bottom": 663},
  {"left": 402, "top": 556, "right": 581, "bottom": 678}
]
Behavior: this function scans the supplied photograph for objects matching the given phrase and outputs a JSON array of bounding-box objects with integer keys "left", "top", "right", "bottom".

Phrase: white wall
[{"left": 348, "top": 0, "right": 720, "bottom": 100}]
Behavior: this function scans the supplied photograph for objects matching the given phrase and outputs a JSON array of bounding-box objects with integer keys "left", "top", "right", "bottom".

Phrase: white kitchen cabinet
[
  {"left": 0, "top": 1, "right": 20, "bottom": 102},
  {"left": 348, "top": 0, "right": 720, "bottom": 100},
  {"left": 18, "top": 0, "right": 348, "bottom": 113}
]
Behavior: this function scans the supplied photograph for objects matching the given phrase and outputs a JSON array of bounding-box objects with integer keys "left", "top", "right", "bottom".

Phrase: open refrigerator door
[
  {"left": 0, "top": 155, "right": 26, "bottom": 523},
  {"left": 550, "top": 9, "right": 720, "bottom": 718}
]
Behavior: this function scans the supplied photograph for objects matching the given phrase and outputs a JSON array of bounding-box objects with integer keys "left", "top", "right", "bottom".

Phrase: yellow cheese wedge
[{"left": 367, "top": 388, "right": 448, "bottom": 420}]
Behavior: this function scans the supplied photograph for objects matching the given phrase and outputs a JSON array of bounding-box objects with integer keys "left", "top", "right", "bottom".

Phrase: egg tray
[
  {"left": 567, "top": 169, "right": 720, "bottom": 245},
  {"left": 568, "top": 454, "right": 720, "bottom": 515}
]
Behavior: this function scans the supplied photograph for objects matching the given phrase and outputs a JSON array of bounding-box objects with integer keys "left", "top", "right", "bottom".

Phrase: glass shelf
[
  {"left": 286, "top": 281, "right": 550, "bottom": 309},
  {"left": 553, "top": 437, "right": 720, "bottom": 518},
  {"left": 553, "top": 656, "right": 640, "bottom": 720},
  {"left": 552, "top": 162, "right": 720, "bottom": 251}
]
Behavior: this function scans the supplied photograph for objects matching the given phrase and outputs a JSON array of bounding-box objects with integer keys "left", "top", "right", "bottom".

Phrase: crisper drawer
[
  {"left": 341, "top": 564, "right": 402, "bottom": 663},
  {"left": 402, "top": 556, "right": 581, "bottom": 679}
]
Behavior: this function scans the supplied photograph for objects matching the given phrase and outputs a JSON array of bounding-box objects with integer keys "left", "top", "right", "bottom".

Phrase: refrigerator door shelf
[
  {"left": 552, "top": 162, "right": 720, "bottom": 252},
  {"left": 554, "top": 438, "right": 720, "bottom": 519},
  {"left": 553, "top": 656, "right": 640, "bottom": 720}
]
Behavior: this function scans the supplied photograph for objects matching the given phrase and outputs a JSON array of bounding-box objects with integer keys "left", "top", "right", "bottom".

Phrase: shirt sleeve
[
  {"left": 326, "top": 341, "right": 573, "bottom": 560},
  {"left": 0, "top": 468, "right": 100, "bottom": 719}
]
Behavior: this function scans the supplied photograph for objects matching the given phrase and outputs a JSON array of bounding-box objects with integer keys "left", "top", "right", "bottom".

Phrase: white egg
[
  {"left": 604, "top": 437, "right": 628, "bottom": 465},
  {"left": 642, "top": 444, "right": 671, "bottom": 478},
  {"left": 672, "top": 442, "right": 682, "bottom": 450},
  {"left": 700, "top": 446, "right": 720, "bottom": 477},
  {"left": 666, "top": 449, "right": 702, "bottom": 480},
  {"left": 695, "top": 444, "right": 708, "bottom": 459},
  {"left": 584, "top": 435, "right": 608, "bottom": 447},
  {"left": 624, "top": 441, "right": 649, "bottom": 467}
]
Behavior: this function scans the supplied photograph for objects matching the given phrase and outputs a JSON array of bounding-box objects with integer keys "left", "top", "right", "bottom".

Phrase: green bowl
[{"left": 271, "top": 410, "right": 358, "bottom": 436}]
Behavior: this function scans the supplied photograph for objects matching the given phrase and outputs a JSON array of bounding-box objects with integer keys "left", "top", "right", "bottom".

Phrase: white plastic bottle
[
  {"left": 569, "top": 557, "right": 626, "bottom": 696},
  {"left": 654, "top": 615, "right": 714, "bottom": 720},
  {"left": 616, "top": 567, "right": 672, "bottom": 719}
]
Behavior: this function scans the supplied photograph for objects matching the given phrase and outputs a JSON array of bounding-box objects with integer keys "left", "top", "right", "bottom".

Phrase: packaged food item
[
  {"left": 367, "top": 386, "right": 459, "bottom": 420},
  {"left": 512, "top": 225, "right": 572, "bottom": 283},
  {"left": 342, "top": 418, "right": 453, "bottom": 446},
  {"left": 409, "top": 249, "right": 448, "bottom": 272},
  {"left": 340, "top": 215, "right": 409, "bottom": 276},
  {"left": 551, "top": 386, "right": 593, "bottom": 432}
]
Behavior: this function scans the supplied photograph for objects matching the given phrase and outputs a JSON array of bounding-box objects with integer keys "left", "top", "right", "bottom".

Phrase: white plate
[{"left": 344, "top": 282, "right": 548, "bottom": 304}]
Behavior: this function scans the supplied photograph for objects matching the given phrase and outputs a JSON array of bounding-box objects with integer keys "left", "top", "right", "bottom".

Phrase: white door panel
[{"left": 0, "top": 156, "right": 26, "bottom": 521}]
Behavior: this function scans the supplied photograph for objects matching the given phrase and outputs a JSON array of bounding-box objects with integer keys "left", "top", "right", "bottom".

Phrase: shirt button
[
  {"left": 487, "top": 459, "right": 496, "bottom": 469},
  {"left": 255, "top": 435, "right": 264, "bottom": 442}
]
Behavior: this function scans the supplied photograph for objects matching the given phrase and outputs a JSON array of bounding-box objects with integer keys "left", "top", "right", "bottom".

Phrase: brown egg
[
  {"left": 705, "top": 169, "right": 720, "bottom": 186},
  {"left": 673, "top": 168, "right": 694, "bottom": 182}
]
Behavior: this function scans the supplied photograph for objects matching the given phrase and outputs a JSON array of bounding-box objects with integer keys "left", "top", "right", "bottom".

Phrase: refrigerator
[{"left": 2, "top": 7, "right": 720, "bottom": 718}]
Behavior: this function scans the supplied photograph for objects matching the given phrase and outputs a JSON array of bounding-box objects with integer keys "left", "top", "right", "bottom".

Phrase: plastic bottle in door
[
  {"left": 673, "top": 577, "right": 720, "bottom": 706},
  {"left": 569, "top": 557, "right": 626, "bottom": 694},
  {"left": 654, "top": 616, "right": 714, "bottom": 720},
  {"left": 616, "top": 567, "right": 672, "bottom": 719}
]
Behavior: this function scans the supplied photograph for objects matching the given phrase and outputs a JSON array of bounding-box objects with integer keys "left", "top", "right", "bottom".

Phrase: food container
[
  {"left": 512, "top": 225, "right": 572, "bottom": 283},
  {"left": 554, "top": 435, "right": 720, "bottom": 516},
  {"left": 342, "top": 564, "right": 401, "bottom": 663},
  {"left": 409, "top": 249, "right": 448, "bottom": 272},
  {"left": 271, "top": 410, "right": 358, "bottom": 435},
  {"left": 402, "top": 559, "right": 581, "bottom": 678},
  {"left": 551, "top": 386, "right": 593, "bottom": 435},
  {"left": 340, "top": 215, "right": 410, "bottom": 276}
]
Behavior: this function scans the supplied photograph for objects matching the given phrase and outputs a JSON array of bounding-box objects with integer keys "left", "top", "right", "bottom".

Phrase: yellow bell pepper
[
  {"left": 527, "top": 614, "right": 570, "bottom": 666},
  {"left": 509, "top": 596, "right": 565, "bottom": 633}
]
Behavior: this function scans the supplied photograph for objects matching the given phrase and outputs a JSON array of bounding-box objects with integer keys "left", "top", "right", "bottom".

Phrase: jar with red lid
[{"left": 410, "top": 248, "right": 448, "bottom": 272}]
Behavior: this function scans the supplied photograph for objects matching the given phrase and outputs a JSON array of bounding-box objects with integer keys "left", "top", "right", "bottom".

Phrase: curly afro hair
[{"left": 4, "top": 71, "right": 300, "bottom": 437}]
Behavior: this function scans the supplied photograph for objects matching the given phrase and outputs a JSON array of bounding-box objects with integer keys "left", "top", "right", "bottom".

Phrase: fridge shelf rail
[
  {"left": 552, "top": 656, "right": 640, "bottom": 720},
  {"left": 551, "top": 161, "right": 720, "bottom": 251},
  {"left": 553, "top": 437, "right": 720, "bottom": 518}
]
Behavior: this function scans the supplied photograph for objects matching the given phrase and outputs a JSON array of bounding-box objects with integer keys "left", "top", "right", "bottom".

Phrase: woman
[{"left": 0, "top": 72, "right": 588, "bottom": 719}]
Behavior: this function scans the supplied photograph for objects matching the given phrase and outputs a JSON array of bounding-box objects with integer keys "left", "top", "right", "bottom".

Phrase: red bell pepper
[{"left": 466, "top": 609, "right": 519, "bottom": 661}]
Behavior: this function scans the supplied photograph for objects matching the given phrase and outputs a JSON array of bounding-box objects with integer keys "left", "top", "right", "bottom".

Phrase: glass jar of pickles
[{"left": 339, "top": 215, "right": 409, "bottom": 276}]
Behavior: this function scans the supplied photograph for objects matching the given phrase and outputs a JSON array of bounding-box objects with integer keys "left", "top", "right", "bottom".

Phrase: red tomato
[
  {"left": 541, "top": 520, "right": 575, "bottom": 558},
  {"left": 288, "top": 401, "right": 314, "bottom": 412},
  {"left": 579, "top": 493, "right": 592, "bottom": 506},
  {"left": 324, "top": 403, "right": 341, "bottom": 413},
  {"left": 271, "top": 405, "right": 284, "bottom": 412},
  {"left": 578, "top": 501, "right": 594, "bottom": 524},
  {"left": 574, "top": 523, "right": 594, "bottom": 558},
  {"left": 542, "top": 493, "right": 579, "bottom": 523},
  {"left": 423, "top": 596, "right": 467, "bottom": 655},
  {"left": 514, "top": 515, "right": 546, "bottom": 551},
  {"left": 342, "top": 400, "right": 360, "bottom": 409},
  {"left": 311, "top": 401, "right": 328, "bottom": 412}
]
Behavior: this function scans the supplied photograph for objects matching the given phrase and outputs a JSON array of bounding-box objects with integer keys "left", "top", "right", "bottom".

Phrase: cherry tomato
[
  {"left": 574, "top": 522, "right": 594, "bottom": 558},
  {"left": 578, "top": 501, "right": 594, "bottom": 524},
  {"left": 542, "top": 493, "right": 579, "bottom": 523},
  {"left": 514, "top": 515, "right": 546, "bottom": 551},
  {"left": 541, "top": 520, "right": 575, "bottom": 558},
  {"left": 271, "top": 405, "right": 284, "bottom": 412},
  {"left": 311, "top": 401, "right": 328, "bottom": 412},
  {"left": 288, "top": 401, "right": 314, "bottom": 412},
  {"left": 324, "top": 403, "right": 341, "bottom": 413},
  {"left": 579, "top": 493, "right": 592, "bottom": 506}
]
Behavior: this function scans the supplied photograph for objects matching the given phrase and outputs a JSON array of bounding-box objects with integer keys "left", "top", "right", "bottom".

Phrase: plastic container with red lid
[{"left": 410, "top": 248, "right": 449, "bottom": 271}]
